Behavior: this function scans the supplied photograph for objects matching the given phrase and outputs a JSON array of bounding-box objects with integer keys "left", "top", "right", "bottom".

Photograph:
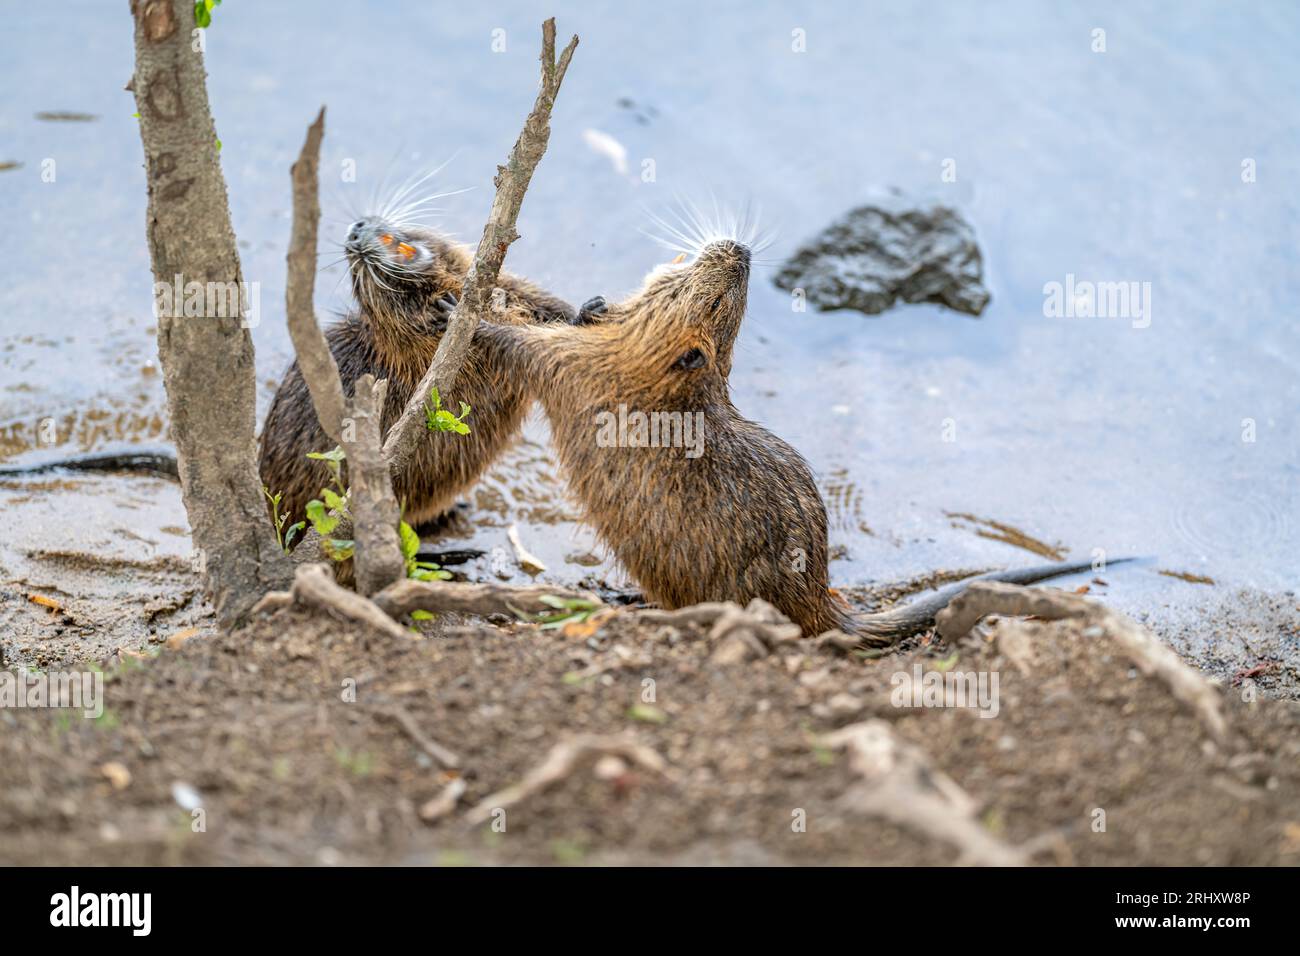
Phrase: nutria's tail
[
  {"left": 853, "top": 558, "right": 1134, "bottom": 646},
  {"left": 0, "top": 446, "right": 178, "bottom": 479}
]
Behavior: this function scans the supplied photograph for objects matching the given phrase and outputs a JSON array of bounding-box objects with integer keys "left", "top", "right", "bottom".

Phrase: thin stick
[
  {"left": 286, "top": 107, "right": 345, "bottom": 445},
  {"left": 382, "top": 19, "right": 579, "bottom": 470}
]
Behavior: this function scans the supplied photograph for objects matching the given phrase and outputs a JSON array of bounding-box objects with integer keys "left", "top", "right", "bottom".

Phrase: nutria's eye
[
  {"left": 674, "top": 347, "right": 707, "bottom": 371},
  {"left": 711, "top": 295, "right": 724, "bottom": 311}
]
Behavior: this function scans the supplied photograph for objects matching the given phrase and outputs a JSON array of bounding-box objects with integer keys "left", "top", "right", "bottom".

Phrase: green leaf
[
  {"left": 307, "top": 447, "right": 346, "bottom": 463},
  {"left": 323, "top": 538, "right": 354, "bottom": 561},
  {"left": 306, "top": 498, "right": 338, "bottom": 536},
  {"left": 283, "top": 521, "right": 306, "bottom": 551},
  {"left": 424, "top": 388, "right": 472, "bottom": 435},
  {"left": 410, "top": 610, "right": 434, "bottom": 621},
  {"left": 321, "top": 488, "right": 347, "bottom": 512}
]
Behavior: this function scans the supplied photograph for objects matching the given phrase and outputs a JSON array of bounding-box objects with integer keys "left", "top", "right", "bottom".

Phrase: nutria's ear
[{"left": 672, "top": 346, "right": 708, "bottom": 371}]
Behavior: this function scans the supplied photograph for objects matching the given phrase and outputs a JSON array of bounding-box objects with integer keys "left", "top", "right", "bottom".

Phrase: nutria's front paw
[{"left": 573, "top": 295, "right": 608, "bottom": 325}]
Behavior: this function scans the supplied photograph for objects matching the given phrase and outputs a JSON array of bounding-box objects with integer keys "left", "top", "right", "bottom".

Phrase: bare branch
[
  {"left": 382, "top": 18, "right": 579, "bottom": 470},
  {"left": 286, "top": 106, "right": 345, "bottom": 445},
  {"left": 286, "top": 110, "right": 404, "bottom": 594},
  {"left": 372, "top": 577, "right": 602, "bottom": 620},
  {"left": 343, "top": 375, "right": 405, "bottom": 594}
]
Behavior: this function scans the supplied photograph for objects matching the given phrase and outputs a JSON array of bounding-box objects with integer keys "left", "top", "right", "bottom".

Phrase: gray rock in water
[{"left": 774, "top": 194, "right": 991, "bottom": 317}]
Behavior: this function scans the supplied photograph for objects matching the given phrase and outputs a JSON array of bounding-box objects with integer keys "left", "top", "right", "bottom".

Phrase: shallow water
[{"left": 2, "top": 1, "right": 1297, "bottom": 634}]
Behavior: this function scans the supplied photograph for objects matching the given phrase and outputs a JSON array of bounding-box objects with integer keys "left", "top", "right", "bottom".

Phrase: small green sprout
[
  {"left": 399, "top": 520, "right": 452, "bottom": 584},
  {"left": 425, "top": 387, "right": 472, "bottom": 435},
  {"left": 194, "top": 0, "right": 221, "bottom": 29},
  {"left": 263, "top": 486, "right": 306, "bottom": 553},
  {"left": 303, "top": 447, "right": 356, "bottom": 560}
]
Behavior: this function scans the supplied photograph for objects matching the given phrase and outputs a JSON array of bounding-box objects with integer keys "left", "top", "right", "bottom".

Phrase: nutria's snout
[
  {"left": 345, "top": 216, "right": 429, "bottom": 265},
  {"left": 702, "top": 238, "right": 751, "bottom": 263},
  {"left": 696, "top": 239, "right": 751, "bottom": 286}
]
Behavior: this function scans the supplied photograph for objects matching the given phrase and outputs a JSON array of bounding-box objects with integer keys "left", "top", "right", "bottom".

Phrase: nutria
[
  {"left": 0, "top": 216, "right": 591, "bottom": 563},
  {"left": 1, "top": 216, "right": 589, "bottom": 544},
  {"left": 469, "top": 239, "right": 1123, "bottom": 643},
  {"left": 258, "top": 215, "right": 595, "bottom": 535}
]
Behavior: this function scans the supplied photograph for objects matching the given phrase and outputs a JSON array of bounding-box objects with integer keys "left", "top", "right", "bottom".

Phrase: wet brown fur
[
  {"left": 474, "top": 241, "right": 851, "bottom": 636},
  {"left": 258, "top": 227, "right": 574, "bottom": 536}
]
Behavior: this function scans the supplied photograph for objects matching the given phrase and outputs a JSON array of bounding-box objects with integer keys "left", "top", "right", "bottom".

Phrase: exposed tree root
[
  {"left": 936, "top": 581, "right": 1229, "bottom": 745},
  {"left": 638, "top": 599, "right": 801, "bottom": 664},
  {"left": 372, "top": 578, "right": 603, "bottom": 620},
  {"left": 824, "top": 720, "right": 1028, "bottom": 866},
  {"left": 253, "top": 564, "right": 408, "bottom": 641},
  {"left": 419, "top": 777, "right": 467, "bottom": 823},
  {"left": 465, "top": 734, "right": 669, "bottom": 826},
  {"left": 376, "top": 704, "right": 462, "bottom": 769}
]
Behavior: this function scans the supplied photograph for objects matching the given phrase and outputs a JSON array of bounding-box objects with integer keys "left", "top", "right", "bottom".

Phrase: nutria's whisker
[
  {"left": 316, "top": 256, "right": 350, "bottom": 273},
  {"left": 379, "top": 156, "right": 459, "bottom": 221}
]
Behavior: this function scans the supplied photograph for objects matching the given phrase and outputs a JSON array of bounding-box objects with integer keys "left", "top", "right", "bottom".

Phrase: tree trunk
[{"left": 128, "top": 0, "right": 290, "bottom": 627}]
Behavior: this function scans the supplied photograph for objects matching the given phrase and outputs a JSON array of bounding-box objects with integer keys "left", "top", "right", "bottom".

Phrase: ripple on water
[{"left": 1169, "top": 484, "right": 1292, "bottom": 565}]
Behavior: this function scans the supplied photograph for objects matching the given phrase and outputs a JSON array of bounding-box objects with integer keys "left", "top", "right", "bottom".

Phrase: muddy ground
[{"left": 2, "top": 560, "right": 1298, "bottom": 866}]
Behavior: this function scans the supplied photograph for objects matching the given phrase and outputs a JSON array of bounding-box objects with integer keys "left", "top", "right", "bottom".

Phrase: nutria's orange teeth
[
  {"left": 397, "top": 242, "right": 417, "bottom": 260},
  {"left": 379, "top": 234, "right": 393, "bottom": 246},
  {"left": 672, "top": 253, "right": 686, "bottom": 264}
]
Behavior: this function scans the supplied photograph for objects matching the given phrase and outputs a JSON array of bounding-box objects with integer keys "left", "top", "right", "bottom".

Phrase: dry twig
[
  {"left": 419, "top": 777, "right": 467, "bottom": 823},
  {"left": 285, "top": 106, "right": 345, "bottom": 444},
  {"left": 383, "top": 18, "right": 579, "bottom": 470}
]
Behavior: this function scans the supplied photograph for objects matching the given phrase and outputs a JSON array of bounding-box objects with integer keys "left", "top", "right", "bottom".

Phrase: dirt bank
[{"left": 2, "top": 576, "right": 1296, "bottom": 866}]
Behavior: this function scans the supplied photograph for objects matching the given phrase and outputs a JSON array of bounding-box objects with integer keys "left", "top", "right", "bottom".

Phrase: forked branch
[{"left": 382, "top": 18, "right": 579, "bottom": 470}]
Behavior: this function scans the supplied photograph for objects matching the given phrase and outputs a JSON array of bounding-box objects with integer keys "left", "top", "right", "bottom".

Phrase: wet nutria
[
  {"left": 1, "top": 217, "right": 591, "bottom": 565},
  {"left": 470, "top": 239, "right": 1123, "bottom": 643},
  {"left": 258, "top": 215, "right": 597, "bottom": 535},
  {"left": 2, "top": 216, "right": 591, "bottom": 545}
]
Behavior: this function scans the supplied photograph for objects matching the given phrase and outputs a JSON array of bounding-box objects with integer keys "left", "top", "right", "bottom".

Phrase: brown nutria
[
  {"left": 258, "top": 214, "right": 594, "bottom": 536},
  {"left": 470, "top": 239, "right": 1125, "bottom": 643}
]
